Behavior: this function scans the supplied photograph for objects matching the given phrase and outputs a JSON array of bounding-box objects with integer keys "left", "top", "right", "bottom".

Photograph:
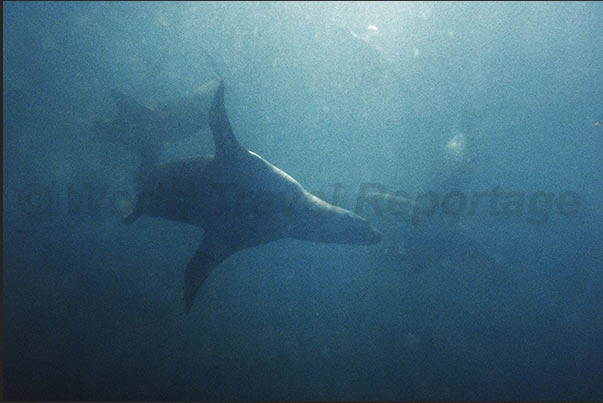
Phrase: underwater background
[{"left": 3, "top": 2, "right": 603, "bottom": 400}]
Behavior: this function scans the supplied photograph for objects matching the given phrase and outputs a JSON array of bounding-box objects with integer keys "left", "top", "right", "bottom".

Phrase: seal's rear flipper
[{"left": 184, "top": 233, "right": 238, "bottom": 314}]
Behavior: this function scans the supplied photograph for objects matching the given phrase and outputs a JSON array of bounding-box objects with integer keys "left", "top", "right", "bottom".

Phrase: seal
[
  {"left": 92, "top": 80, "right": 220, "bottom": 175},
  {"left": 125, "top": 81, "right": 382, "bottom": 313}
]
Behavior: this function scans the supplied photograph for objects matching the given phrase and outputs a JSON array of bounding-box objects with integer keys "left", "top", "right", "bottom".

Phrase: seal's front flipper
[
  {"left": 184, "top": 234, "right": 238, "bottom": 314},
  {"left": 209, "top": 81, "right": 245, "bottom": 160}
]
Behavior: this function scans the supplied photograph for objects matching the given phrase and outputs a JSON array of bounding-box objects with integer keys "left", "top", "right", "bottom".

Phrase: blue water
[{"left": 3, "top": 2, "right": 603, "bottom": 400}]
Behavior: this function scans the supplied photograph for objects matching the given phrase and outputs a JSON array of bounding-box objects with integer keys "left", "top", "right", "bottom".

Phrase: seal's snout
[
  {"left": 350, "top": 217, "right": 383, "bottom": 245},
  {"left": 369, "top": 226, "right": 383, "bottom": 244}
]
